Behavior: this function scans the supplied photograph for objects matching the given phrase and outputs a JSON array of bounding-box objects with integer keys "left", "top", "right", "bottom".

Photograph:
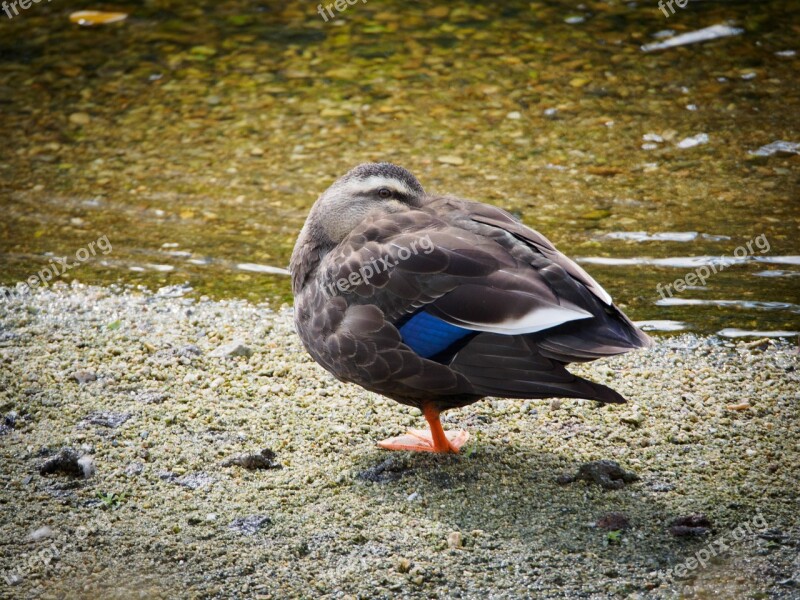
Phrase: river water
[{"left": 1, "top": 0, "right": 798, "bottom": 337}]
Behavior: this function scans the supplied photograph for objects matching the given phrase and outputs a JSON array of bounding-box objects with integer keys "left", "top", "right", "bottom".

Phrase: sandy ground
[{"left": 0, "top": 282, "right": 798, "bottom": 599}]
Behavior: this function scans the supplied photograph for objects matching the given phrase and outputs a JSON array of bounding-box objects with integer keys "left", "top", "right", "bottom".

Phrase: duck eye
[{"left": 378, "top": 188, "right": 392, "bottom": 199}]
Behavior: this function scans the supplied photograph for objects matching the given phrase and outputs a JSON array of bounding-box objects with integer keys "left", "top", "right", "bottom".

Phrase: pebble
[
  {"left": 726, "top": 402, "right": 751, "bottom": 411},
  {"left": 748, "top": 140, "right": 800, "bottom": 157},
  {"left": 71, "top": 370, "right": 97, "bottom": 384},
  {"left": 620, "top": 413, "right": 643, "bottom": 426},
  {"left": 80, "top": 411, "right": 131, "bottom": 428},
  {"left": 209, "top": 340, "right": 253, "bottom": 358},
  {"left": 676, "top": 133, "right": 709, "bottom": 149},
  {"left": 447, "top": 531, "right": 463, "bottom": 549},
  {"left": 68, "top": 112, "right": 90, "bottom": 126},
  {"left": 183, "top": 372, "right": 201, "bottom": 384},
  {"left": 26, "top": 526, "right": 54, "bottom": 542},
  {"left": 125, "top": 462, "right": 144, "bottom": 476},
  {"left": 77, "top": 455, "right": 96, "bottom": 478}
]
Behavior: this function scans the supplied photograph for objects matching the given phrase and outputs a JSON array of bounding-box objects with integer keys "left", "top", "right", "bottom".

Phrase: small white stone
[
  {"left": 27, "top": 526, "right": 54, "bottom": 542},
  {"left": 77, "top": 455, "right": 95, "bottom": 478},
  {"left": 676, "top": 133, "right": 709, "bottom": 149},
  {"left": 210, "top": 341, "right": 253, "bottom": 358},
  {"left": 447, "top": 531, "right": 463, "bottom": 549}
]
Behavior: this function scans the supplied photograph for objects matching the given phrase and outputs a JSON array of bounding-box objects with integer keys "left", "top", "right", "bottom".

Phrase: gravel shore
[{"left": 0, "top": 282, "right": 798, "bottom": 599}]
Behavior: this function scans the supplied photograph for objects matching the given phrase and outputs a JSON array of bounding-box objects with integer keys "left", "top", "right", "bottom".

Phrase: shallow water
[{"left": 1, "top": 0, "right": 798, "bottom": 336}]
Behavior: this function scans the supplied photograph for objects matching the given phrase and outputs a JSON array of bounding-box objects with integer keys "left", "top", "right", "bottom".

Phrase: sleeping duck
[{"left": 290, "top": 163, "right": 652, "bottom": 453}]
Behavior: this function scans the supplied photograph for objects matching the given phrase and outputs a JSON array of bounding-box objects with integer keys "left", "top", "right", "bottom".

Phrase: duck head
[{"left": 290, "top": 162, "right": 425, "bottom": 293}]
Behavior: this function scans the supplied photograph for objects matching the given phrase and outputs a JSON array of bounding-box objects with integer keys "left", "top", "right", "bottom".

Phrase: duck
[{"left": 290, "top": 163, "right": 653, "bottom": 454}]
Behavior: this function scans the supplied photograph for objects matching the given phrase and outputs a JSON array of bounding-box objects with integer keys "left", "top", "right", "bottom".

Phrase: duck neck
[{"left": 289, "top": 221, "right": 332, "bottom": 295}]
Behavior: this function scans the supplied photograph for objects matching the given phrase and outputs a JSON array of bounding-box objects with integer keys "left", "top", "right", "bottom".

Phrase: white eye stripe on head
[{"left": 341, "top": 176, "right": 417, "bottom": 197}]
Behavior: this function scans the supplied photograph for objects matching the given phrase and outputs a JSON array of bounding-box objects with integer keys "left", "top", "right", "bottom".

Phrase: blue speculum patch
[{"left": 398, "top": 311, "right": 474, "bottom": 358}]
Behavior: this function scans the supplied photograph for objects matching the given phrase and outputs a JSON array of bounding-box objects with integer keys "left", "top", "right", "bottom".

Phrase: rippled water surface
[{"left": 1, "top": 0, "right": 798, "bottom": 336}]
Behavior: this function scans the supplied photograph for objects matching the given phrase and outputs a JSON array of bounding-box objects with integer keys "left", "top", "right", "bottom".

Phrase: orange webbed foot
[{"left": 377, "top": 428, "right": 469, "bottom": 453}]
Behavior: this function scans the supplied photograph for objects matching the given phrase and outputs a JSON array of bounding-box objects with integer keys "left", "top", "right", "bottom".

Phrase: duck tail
[{"left": 450, "top": 333, "right": 629, "bottom": 404}]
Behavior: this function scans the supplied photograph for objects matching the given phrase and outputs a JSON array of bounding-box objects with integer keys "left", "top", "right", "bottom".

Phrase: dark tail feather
[
  {"left": 450, "top": 333, "right": 628, "bottom": 404},
  {"left": 534, "top": 305, "right": 654, "bottom": 364}
]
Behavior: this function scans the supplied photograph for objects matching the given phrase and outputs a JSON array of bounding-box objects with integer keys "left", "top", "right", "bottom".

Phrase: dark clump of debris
[
  {"left": 597, "top": 512, "right": 631, "bottom": 530},
  {"left": 669, "top": 514, "right": 713, "bottom": 537},
  {"left": 221, "top": 448, "right": 282, "bottom": 470},
  {"left": 39, "top": 447, "right": 95, "bottom": 478},
  {"left": 556, "top": 459, "right": 639, "bottom": 490},
  {"left": 357, "top": 457, "right": 411, "bottom": 483},
  {"left": 0, "top": 412, "right": 17, "bottom": 435}
]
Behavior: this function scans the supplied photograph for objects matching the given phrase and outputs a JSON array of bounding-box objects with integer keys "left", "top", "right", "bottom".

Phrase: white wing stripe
[{"left": 448, "top": 305, "right": 593, "bottom": 335}]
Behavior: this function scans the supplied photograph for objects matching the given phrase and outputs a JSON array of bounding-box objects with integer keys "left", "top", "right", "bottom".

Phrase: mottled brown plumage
[{"left": 290, "top": 163, "right": 652, "bottom": 452}]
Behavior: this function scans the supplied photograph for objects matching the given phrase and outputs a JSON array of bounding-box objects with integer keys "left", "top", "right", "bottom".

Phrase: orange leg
[{"left": 377, "top": 404, "right": 469, "bottom": 454}]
